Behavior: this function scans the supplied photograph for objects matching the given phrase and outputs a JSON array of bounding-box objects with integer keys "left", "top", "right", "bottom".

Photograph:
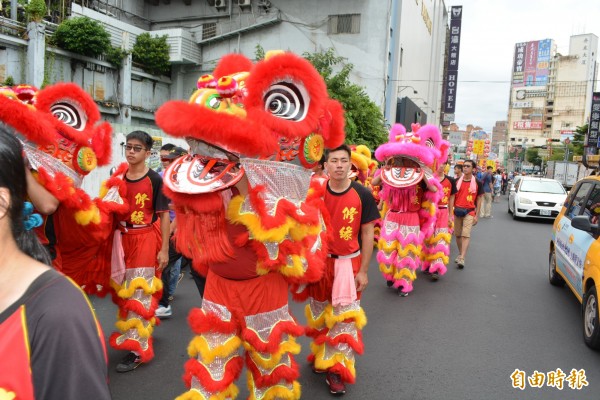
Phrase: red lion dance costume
[
  {"left": 155, "top": 51, "right": 344, "bottom": 399},
  {"left": 375, "top": 123, "right": 444, "bottom": 295},
  {"left": 0, "top": 83, "right": 114, "bottom": 283}
]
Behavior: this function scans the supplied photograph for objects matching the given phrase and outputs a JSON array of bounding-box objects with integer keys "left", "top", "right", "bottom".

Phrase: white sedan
[{"left": 508, "top": 177, "right": 567, "bottom": 220}]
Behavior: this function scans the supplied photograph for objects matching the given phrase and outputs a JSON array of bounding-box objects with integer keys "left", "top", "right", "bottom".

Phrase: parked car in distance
[
  {"left": 549, "top": 174, "right": 600, "bottom": 350},
  {"left": 508, "top": 177, "right": 567, "bottom": 219}
]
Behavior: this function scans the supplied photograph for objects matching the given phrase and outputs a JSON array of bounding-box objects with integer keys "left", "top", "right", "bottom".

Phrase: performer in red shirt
[
  {"left": 453, "top": 159, "right": 484, "bottom": 269},
  {"left": 306, "top": 144, "right": 380, "bottom": 395},
  {"left": 108, "top": 131, "right": 170, "bottom": 372}
]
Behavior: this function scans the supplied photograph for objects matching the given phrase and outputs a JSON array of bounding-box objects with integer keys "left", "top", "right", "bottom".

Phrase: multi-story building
[
  {"left": 507, "top": 34, "right": 599, "bottom": 150},
  {"left": 0, "top": 0, "right": 449, "bottom": 131},
  {"left": 491, "top": 120, "right": 507, "bottom": 152}
]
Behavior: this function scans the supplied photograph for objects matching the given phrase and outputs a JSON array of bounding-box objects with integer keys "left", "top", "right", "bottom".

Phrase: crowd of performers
[{"left": 0, "top": 50, "right": 463, "bottom": 399}]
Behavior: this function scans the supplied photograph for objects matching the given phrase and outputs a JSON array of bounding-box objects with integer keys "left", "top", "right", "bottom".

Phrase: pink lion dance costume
[
  {"left": 155, "top": 51, "right": 344, "bottom": 399},
  {"left": 422, "top": 136, "right": 452, "bottom": 277},
  {"left": 375, "top": 123, "right": 443, "bottom": 295}
]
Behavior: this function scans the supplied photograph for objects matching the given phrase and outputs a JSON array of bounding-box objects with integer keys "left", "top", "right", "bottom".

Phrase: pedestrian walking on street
[
  {"left": 305, "top": 144, "right": 379, "bottom": 395},
  {"left": 479, "top": 165, "right": 494, "bottom": 217},
  {"left": 156, "top": 145, "right": 191, "bottom": 319},
  {"left": 109, "top": 131, "right": 170, "bottom": 373},
  {"left": 453, "top": 160, "right": 484, "bottom": 269},
  {"left": 454, "top": 163, "right": 463, "bottom": 180},
  {"left": 0, "top": 130, "right": 111, "bottom": 399},
  {"left": 493, "top": 169, "right": 502, "bottom": 203}
]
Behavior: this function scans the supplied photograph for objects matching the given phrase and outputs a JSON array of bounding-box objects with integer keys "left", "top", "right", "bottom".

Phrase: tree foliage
[
  {"left": 526, "top": 147, "right": 542, "bottom": 168},
  {"left": 303, "top": 48, "right": 388, "bottom": 150},
  {"left": 106, "top": 46, "right": 129, "bottom": 69},
  {"left": 132, "top": 33, "right": 171, "bottom": 76},
  {"left": 25, "top": 0, "right": 46, "bottom": 22},
  {"left": 53, "top": 17, "right": 111, "bottom": 58}
]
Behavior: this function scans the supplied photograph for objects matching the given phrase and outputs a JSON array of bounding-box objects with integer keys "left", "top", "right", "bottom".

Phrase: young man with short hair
[
  {"left": 305, "top": 144, "right": 380, "bottom": 396},
  {"left": 453, "top": 160, "right": 484, "bottom": 269},
  {"left": 111, "top": 131, "right": 170, "bottom": 372}
]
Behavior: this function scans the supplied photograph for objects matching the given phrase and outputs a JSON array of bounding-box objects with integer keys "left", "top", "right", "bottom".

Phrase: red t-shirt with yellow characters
[{"left": 325, "top": 180, "right": 380, "bottom": 256}]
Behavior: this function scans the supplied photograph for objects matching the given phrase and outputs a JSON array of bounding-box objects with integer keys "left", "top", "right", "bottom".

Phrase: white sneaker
[{"left": 155, "top": 305, "right": 172, "bottom": 318}]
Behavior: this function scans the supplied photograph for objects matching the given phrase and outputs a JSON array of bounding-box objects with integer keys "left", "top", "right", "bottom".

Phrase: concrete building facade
[{"left": 507, "top": 34, "right": 599, "bottom": 150}]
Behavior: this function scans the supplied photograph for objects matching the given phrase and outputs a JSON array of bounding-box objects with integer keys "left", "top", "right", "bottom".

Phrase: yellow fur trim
[
  {"left": 304, "top": 303, "right": 327, "bottom": 329},
  {"left": 188, "top": 335, "right": 242, "bottom": 364},
  {"left": 422, "top": 200, "right": 436, "bottom": 216},
  {"left": 175, "top": 384, "right": 239, "bottom": 400},
  {"left": 74, "top": 207, "right": 101, "bottom": 225},
  {"left": 247, "top": 374, "right": 301, "bottom": 400},
  {"left": 378, "top": 239, "right": 420, "bottom": 254},
  {"left": 324, "top": 304, "right": 367, "bottom": 330},
  {"left": 116, "top": 276, "right": 162, "bottom": 299},
  {"left": 244, "top": 339, "right": 301, "bottom": 369},
  {"left": 379, "top": 262, "right": 394, "bottom": 275},
  {"left": 276, "top": 254, "right": 307, "bottom": 278},
  {"left": 393, "top": 268, "right": 417, "bottom": 282},
  {"left": 115, "top": 317, "right": 154, "bottom": 337},
  {"left": 311, "top": 342, "right": 356, "bottom": 378},
  {"left": 378, "top": 241, "right": 421, "bottom": 257},
  {"left": 228, "top": 196, "right": 320, "bottom": 243},
  {"left": 426, "top": 232, "right": 452, "bottom": 245},
  {"left": 425, "top": 253, "right": 449, "bottom": 264}
]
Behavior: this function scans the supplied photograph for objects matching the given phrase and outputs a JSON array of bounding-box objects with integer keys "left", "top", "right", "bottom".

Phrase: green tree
[
  {"left": 303, "top": 48, "right": 388, "bottom": 150},
  {"left": 53, "top": 17, "right": 111, "bottom": 58},
  {"left": 25, "top": 0, "right": 46, "bottom": 22},
  {"left": 573, "top": 123, "right": 587, "bottom": 156},
  {"left": 132, "top": 33, "right": 171, "bottom": 76},
  {"left": 526, "top": 147, "right": 542, "bottom": 170}
]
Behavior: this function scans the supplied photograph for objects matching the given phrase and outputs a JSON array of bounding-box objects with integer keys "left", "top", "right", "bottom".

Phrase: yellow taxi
[{"left": 549, "top": 174, "right": 600, "bottom": 350}]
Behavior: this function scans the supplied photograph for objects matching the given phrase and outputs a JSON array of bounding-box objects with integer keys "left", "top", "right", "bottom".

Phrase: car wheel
[
  {"left": 583, "top": 285, "right": 600, "bottom": 350},
  {"left": 548, "top": 250, "right": 565, "bottom": 287}
]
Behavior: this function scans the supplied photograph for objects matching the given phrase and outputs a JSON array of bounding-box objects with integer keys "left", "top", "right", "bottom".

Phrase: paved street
[{"left": 93, "top": 199, "right": 600, "bottom": 399}]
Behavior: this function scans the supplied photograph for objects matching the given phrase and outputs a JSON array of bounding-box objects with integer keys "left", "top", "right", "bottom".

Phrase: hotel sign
[{"left": 443, "top": 6, "right": 463, "bottom": 115}]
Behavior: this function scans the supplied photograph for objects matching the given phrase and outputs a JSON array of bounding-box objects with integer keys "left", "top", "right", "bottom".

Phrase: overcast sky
[{"left": 445, "top": 0, "right": 600, "bottom": 132}]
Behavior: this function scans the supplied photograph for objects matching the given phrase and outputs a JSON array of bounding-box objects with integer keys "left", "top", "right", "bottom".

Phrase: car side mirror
[{"left": 571, "top": 215, "right": 598, "bottom": 233}]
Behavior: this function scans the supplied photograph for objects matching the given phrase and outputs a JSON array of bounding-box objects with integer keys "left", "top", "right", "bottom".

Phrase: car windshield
[{"left": 520, "top": 180, "right": 565, "bottom": 194}]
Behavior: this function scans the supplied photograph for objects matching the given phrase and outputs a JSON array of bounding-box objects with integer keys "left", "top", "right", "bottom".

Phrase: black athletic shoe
[
  {"left": 431, "top": 272, "right": 439, "bottom": 281},
  {"left": 398, "top": 288, "right": 409, "bottom": 297},
  {"left": 386, "top": 280, "right": 394, "bottom": 287},
  {"left": 116, "top": 352, "right": 142, "bottom": 373}
]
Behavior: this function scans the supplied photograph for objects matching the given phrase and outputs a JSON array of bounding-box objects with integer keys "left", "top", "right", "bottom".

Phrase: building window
[
  {"left": 202, "top": 22, "right": 217, "bottom": 40},
  {"left": 328, "top": 14, "right": 361, "bottom": 34}
]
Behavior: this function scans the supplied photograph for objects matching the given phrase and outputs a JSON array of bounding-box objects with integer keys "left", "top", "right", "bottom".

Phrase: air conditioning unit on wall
[
  {"left": 214, "top": 0, "right": 227, "bottom": 10},
  {"left": 237, "top": 0, "right": 251, "bottom": 7}
]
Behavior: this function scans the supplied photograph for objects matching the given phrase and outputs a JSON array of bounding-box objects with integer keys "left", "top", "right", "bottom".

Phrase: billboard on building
[
  {"left": 513, "top": 121, "right": 543, "bottom": 130},
  {"left": 512, "top": 39, "right": 551, "bottom": 87},
  {"left": 588, "top": 92, "right": 600, "bottom": 147},
  {"left": 443, "top": 6, "right": 463, "bottom": 115}
]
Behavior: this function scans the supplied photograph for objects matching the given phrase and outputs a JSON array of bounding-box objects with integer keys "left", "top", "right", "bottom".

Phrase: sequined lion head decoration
[
  {"left": 0, "top": 83, "right": 112, "bottom": 183},
  {"left": 156, "top": 50, "right": 345, "bottom": 195},
  {"left": 154, "top": 51, "right": 345, "bottom": 269},
  {"left": 374, "top": 123, "right": 449, "bottom": 188}
]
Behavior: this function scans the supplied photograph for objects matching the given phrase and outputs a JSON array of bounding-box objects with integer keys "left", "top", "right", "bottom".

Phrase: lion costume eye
[
  {"left": 263, "top": 81, "right": 309, "bottom": 121},
  {"left": 425, "top": 138, "right": 435, "bottom": 148},
  {"left": 51, "top": 101, "right": 87, "bottom": 131}
]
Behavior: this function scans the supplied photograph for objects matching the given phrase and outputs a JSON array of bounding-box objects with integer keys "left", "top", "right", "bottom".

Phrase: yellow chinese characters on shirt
[
  {"left": 339, "top": 206, "right": 358, "bottom": 241},
  {"left": 130, "top": 192, "right": 148, "bottom": 224}
]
